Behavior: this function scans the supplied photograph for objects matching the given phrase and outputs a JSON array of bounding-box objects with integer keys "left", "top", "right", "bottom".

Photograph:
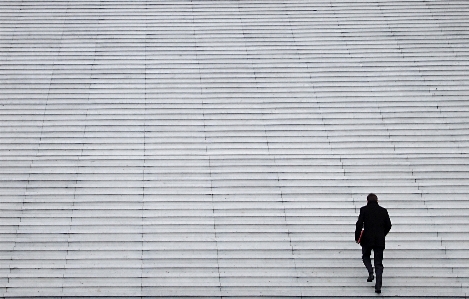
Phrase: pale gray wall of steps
[{"left": 0, "top": 0, "right": 468, "bottom": 297}]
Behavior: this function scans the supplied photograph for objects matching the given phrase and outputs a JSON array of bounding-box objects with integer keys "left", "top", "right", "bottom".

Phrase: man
[{"left": 355, "top": 193, "right": 392, "bottom": 294}]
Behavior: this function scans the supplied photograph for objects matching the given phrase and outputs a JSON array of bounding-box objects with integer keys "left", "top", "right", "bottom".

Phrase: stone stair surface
[{"left": 0, "top": 0, "right": 468, "bottom": 297}]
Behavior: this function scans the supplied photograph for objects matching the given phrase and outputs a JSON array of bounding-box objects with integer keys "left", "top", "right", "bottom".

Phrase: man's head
[{"left": 367, "top": 193, "right": 378, "bottom": 203}]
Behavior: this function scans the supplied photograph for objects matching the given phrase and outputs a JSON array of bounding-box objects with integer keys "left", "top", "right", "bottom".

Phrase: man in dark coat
[{"left": 355, "top": 193, "right": 392, "bottom": 294}]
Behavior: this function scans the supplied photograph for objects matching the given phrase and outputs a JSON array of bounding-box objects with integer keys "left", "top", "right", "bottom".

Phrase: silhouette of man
[{"left": 355, "top": 193, "right": 392, "bottom": 294}]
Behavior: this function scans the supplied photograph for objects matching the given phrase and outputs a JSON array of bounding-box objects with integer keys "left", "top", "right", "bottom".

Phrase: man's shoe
[
  {"left": 375, "top": 275, "right": 382, "bottom": 293},
  {"left": 367, "top": 274, "right": 374, "bottom": 282}
]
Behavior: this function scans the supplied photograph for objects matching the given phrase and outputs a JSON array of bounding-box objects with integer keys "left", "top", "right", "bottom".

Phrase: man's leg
[
  {"left": 373, "top": 247, "right": 384, "bottom": 292},
  {"left": 362, "top": 246, "right": 374, "bottom": 280}
]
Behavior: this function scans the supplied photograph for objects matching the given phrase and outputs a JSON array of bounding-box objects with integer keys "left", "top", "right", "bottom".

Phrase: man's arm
[
  {"left": 355, "top": 208, "right": 364, "bottom": 242},
  {"left": 384, "top": 210, "right": 392, "bottom": 236}
]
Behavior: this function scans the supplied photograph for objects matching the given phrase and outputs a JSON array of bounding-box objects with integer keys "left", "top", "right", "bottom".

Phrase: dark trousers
[{"left": 362, "top": 246, "right": 384, "bottom": 289}]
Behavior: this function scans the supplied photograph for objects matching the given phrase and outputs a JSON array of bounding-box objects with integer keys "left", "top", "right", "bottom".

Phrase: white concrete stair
[{"left": 1, "top": 0, "right": 469, "bottom": 297}]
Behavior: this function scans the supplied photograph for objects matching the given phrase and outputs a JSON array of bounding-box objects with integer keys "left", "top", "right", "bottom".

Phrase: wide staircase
[{"left": 1, "top": 0, "right": 468, "bottom": 297}]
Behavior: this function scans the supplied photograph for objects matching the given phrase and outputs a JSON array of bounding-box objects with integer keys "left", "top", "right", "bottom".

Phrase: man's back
[{"left": 355, "top": 201, "right": 392, "bottom": 248}]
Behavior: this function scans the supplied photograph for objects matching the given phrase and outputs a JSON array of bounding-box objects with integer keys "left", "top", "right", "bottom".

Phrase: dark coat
[{"left": 355, "top": 201, "right": 392, "bottom": 249}]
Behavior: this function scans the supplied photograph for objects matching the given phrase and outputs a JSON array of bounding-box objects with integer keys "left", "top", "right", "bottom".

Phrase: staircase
[{"left": 1, "top": 0, "right": 468, "bottom": 297}]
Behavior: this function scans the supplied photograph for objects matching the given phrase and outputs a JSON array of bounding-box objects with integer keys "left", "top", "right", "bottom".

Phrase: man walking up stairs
[{"left": 355, "top": 193, "right": 392, "bottom": 294}]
